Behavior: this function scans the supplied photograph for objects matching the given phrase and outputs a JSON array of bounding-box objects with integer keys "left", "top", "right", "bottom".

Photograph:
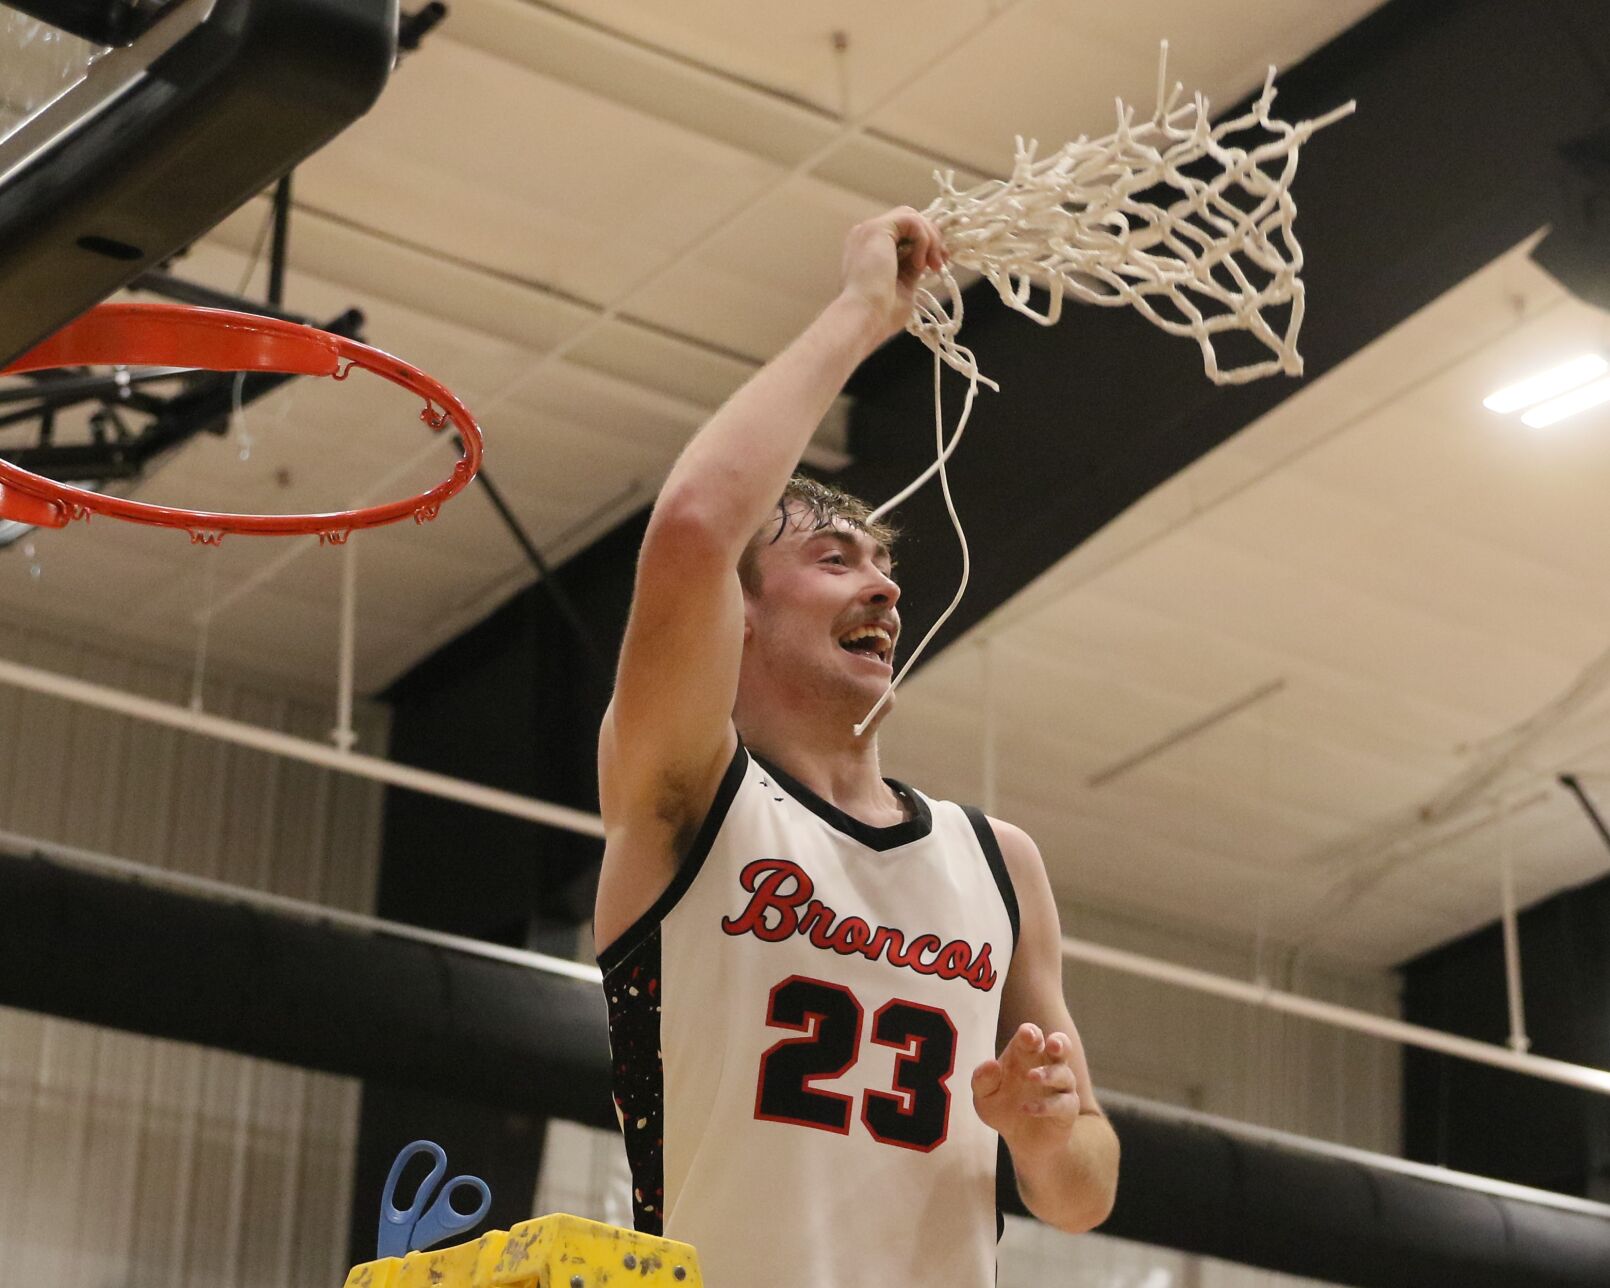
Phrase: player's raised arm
[{"left": 595, "top": 209, "right": 945, "bottom": 944}]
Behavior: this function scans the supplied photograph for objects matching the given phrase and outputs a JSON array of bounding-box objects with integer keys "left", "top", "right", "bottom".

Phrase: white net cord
[{"left": 854, "top": 43, "right": 1354, "bottom": 735}]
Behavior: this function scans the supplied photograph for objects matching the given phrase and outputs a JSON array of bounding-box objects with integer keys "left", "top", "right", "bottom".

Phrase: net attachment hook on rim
[{"left": 0, "top": 303, "right": 484, "bottom": 543}]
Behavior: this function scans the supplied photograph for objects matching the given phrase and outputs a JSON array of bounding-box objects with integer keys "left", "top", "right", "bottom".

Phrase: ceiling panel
[
  {"left": 870, "top": 4, "right": 1158, "bottom": 168},
  {"left": 1195, "top": 470, "right": 1610, "bottom": 664},
  {"left": 291, "top": 36, "right": 789, "bottom": 307},
  {"left": 622, "top": 177, "right": 885, "bottom": 360},
  {"left": 573, "top": 0, "right": 988, "bottom": 119}
]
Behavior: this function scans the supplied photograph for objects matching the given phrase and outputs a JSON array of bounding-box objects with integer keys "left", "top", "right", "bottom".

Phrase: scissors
[{"left": 377, "top": 1140, "right": 493, "bottom": 1260}]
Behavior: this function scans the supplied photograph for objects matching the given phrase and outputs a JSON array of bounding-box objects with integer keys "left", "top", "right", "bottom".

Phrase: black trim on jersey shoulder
[
  {"left": 963, "top": 806, "right": 1021, "bottom": 950},
  {"left": 597, "top": 743, "right": 750, "bottom": 976},
  {"left": 753, "top": 753, "right": 934, "bottom": 851}
]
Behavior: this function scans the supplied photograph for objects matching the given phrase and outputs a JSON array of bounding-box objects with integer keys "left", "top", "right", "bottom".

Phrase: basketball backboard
[{"left": 0, "top": 0, "right": 397, "bottom": 366}]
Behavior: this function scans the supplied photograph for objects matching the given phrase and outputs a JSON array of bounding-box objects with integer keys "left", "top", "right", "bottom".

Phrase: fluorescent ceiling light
[
  {"left": 1522, "top": 375, "right": 1610, "bottom": 429},
  {"left": 1484, "top": 353, "right": 1607, "bottom": 414}
]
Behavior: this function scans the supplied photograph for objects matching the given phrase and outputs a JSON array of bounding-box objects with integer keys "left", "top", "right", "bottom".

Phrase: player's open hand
[
  {"left": 839, "top": 207, "right": 946, "bottom": 341},
  {"left": 971, "top": 1023, "right": 1082, "bottom": 1160}
]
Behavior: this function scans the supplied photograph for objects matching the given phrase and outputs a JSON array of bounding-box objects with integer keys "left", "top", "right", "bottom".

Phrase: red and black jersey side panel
[{"left": 603, "top": 928, "right": 667, "bottom": 1235}]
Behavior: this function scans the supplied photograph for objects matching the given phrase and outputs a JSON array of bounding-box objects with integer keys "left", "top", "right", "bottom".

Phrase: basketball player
[{"left": 595, "top": 207, "right": 1119, "bottom": 1286}]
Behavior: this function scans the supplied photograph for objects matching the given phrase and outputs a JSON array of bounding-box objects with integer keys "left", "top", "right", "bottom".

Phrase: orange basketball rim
[{"left": 0, "top": 303, "right": 484, "bottom": 545}]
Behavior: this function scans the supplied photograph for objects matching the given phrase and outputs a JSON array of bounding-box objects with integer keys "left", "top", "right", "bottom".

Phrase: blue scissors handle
[
  {"left": 378, "top": 1140, "right": 492, "bottom": 1259},
  {"left": 411, "top": 1174, "right": 492, "bottom": 1252}
]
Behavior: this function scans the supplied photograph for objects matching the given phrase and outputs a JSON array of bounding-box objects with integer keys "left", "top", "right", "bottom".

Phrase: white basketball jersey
[{"left": 599, "top": 744, "right": 1019, "bottom": 1288}]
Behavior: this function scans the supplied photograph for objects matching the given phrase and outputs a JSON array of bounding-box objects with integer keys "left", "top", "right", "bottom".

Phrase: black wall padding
[
  {"left": 0, "top": 848, "right": 616, "bottom": 1131},
  {"left": 379, "top": 515, "right": 648, "bottom": 940},
  {"left": 1404, "top": 872, "right": 1610, "bottom": 1201},
  {"left": 8, "top": 846, "right": 1610, "bottom": 1286},
  {"left": 1052, "top": 1096, "right": 1610, "bottom": 1288}
]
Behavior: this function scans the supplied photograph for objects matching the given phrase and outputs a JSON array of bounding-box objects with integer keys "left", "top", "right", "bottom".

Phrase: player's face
[{"left": 742, "top": 514, "right": 901, "bottom": 713}]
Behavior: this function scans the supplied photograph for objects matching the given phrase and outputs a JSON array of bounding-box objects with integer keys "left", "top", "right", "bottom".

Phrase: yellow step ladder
[{"left": 344, "top": 1212, "right": 702, "bottom": 1288}]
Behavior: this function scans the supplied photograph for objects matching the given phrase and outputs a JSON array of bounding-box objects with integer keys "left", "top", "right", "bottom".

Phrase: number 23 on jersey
[{"left": 753, "top": 974, "right": 958, "bottom": 1152}]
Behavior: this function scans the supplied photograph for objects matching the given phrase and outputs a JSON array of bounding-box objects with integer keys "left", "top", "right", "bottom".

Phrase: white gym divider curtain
[{"left": 0, "top": 620, "right": 387, "bottom": 1288}]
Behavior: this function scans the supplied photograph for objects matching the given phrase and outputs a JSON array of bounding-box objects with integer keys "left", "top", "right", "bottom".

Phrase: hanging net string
[{"left": 854, "top": 45, "right": 1355, "bottom": 735}]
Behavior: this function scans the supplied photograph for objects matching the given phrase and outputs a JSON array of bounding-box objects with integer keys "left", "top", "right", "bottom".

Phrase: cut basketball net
[{"left": 854, "top": 44, "right": 1355, "bottom": 735}]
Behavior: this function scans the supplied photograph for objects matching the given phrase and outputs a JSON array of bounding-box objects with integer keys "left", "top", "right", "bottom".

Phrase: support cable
[
  {"left": 333, "top": 538, "right": 358, "bottom": 751},
  {"left": 472, "top": 464, "right": 610, "bottom": 687},
  {"left": 267, "top": 173, "right": 292, "bottom": 309},
  {"left": 1498, "top": 796, "right": 1531, "bottom": 1053},
  {"left": 1559, "top": 772, "right": 1610, "bottom": 854}
]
